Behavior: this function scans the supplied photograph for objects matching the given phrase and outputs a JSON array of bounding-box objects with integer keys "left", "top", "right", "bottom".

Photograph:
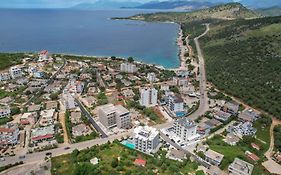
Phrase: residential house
[
  {"left": 0, "top": 123, "right": 19, "bottom": 146},
  {"left": 72, "top": 124, "right": 91, "bottom": 137},
  {"left": 20, "top": 112, "right": 37, "bottom": 125},
  {"left": 31, "top": 125, "right": 54, "bottom": 143},
  {"left": 0, "top": 106, "right": 11, "bottom": 118},
  {"left": 205, "top": 149, "right": 224, "bottom": 166},
  {"left": 228, "top": 158, "right": 254, "bottom": 175}
]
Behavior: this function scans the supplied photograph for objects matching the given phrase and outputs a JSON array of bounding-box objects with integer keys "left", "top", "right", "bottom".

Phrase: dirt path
[
  {"left": 59, "top": 111, "right": 69, "bottom": 145},
  {"left": 261, "top": 117, "right": 281, "bottom": 174}
]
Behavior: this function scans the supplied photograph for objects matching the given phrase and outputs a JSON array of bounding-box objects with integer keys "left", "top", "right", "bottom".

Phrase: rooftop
[{"left": 229, "top": 158, "right": 254, "bottom": 175}]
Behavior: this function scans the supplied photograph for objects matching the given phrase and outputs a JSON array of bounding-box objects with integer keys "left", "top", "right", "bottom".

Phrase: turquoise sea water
[{"left": 0, "top": 9, "right": 180, "bottom": 68}]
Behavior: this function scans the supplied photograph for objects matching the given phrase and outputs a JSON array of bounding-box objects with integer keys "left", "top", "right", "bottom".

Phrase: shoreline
[{"left": 176, "top": 25, "right": 188, "bottom": 70}]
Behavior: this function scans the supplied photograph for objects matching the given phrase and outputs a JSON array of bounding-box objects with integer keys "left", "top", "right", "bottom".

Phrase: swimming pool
[
  {"left": 121, "top": 140, "right": 136, "bottom": 149},
  {"left": 175, "top": 111, "right": 186, "bottom": 117}
]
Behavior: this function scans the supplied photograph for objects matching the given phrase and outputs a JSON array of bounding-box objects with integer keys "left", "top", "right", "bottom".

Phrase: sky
[{"left": 0, "top": 0, "right": 156, "bottom": 8}]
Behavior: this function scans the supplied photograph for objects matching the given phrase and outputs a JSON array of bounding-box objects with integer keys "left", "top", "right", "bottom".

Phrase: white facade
[
  {"left": 98, "top": 104, "right": 131, "bottom": 129},
  {"left": 147, "top": 72, "right": 156, "bottom": 82},
  {"left": 173, "top": 118, "right": 199, "bottom": 141},
  {"left": 0, "top": 106, "right": 11, "bottom": 118},
  {"left": 9, "top": 66, "right": 22, "bottom": 79},
  {"left": 133, "top": 126, "right": 160, "bottom": 153},
  {"left": 139, "top": 87, "right": 158, "bottom": 107},
  {"left": 0, "top": 72, "right": 11, "bottom": 81},
  {"left": 173, "top": 77, "right": 188, "bottom": 86},
  {"left": 228, "top": 158, "right": 254, "bottom": 175},
  {"left": 63, "top": 92, "right": 76, "bottom": 110},
  {"left": 120, "top": 63, "right": 137, "bottom": 73},
  {"left": 167, "top": 94, "right": 184, "bottom": 112},
  {"left": 0, "top": 123, "right": 19, "bottom": 146}
]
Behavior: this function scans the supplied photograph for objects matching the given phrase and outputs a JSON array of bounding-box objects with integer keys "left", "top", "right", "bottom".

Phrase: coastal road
[{"left": 188, "top": 24, "right": 210, "bottom": 120}]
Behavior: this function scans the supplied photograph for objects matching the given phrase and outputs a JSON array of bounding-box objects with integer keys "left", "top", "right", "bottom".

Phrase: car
[
  {"left": 64, "top": 147, "right": 71, "bottom": 150},
  {"left": 0, "top": 157, "right": 5, "bottom": 161},
  {"left": 46, "top": 152, "right": 52, "bottom": 156},
  {"left": 19, "top": 155, "right": 26, "bottom": 159}
]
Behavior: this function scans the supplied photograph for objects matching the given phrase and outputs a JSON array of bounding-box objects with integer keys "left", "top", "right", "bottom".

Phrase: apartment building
[
  {"left": 139, "top": 87, "right": 158, "bottom": 107},
  {"left": 173, "top": 118, "right": 199, "bottom": 141}
]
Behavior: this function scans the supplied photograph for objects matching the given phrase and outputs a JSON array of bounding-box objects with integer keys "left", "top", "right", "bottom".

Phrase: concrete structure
[
  {"left": 120, "top": 63, "right": 137, "bottom": 73},
  {"left": 173, "top": 118, "right": 199, "bottom": 141},
  {"left": 205, "top": 149, "right": 224, "bottom": 166},
  {"left": 0, "top": 106, "right": 11, "bottom": 118},
  {"left": 39, "top": 109, "right": 56, "bottom": 126},
  {"left": 167, "top": 94, "right": 184, "bottom": 113},
  {"left": 38, "top": 50, "right": 49, "bottom": 61},
  {"left": 0, "top": 123, "right": 19, "bottom": 146},
  {"left": 228, "top": 158, "right": 254, "bottom": 175},
  {"left": 98, "top": 104, "right": 131, "bottom": 129},
  {"left": 0, "top": 72, "right": 11, "bottom": 81},
  {"left": 147, "top": 72, "right": 156, "bottom": 82},
  {"left": 31, "top": 125, "right": 54, "bottom": 143},
  {"left": 139, "top": 87, "right": 158, "bottom": 107},
  {"left": 20, "top": 112, "right": 37, "bottom": 125},
  {"left": 9, "top": 66, "right": 22, "bottom": 79},
  {"left": 133, "top": 126, "right": 160, "bottom": 153},
  {"left": 173, "top": 77, "right": 188, "bottom": 86},
  {"left": 62, "top": 92, "right": 76, "bottom": 110}
]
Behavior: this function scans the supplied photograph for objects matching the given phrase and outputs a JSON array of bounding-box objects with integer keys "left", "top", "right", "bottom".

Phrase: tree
[
  {"left": 127, "top": 57, "right": 134, "bottom": 63},
  {"left": 111, "top": 158, "right": 118, "bottom": 168}
]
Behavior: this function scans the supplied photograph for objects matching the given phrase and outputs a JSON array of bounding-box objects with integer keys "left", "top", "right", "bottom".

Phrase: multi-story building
[
  {"left": 0, "top": 72, "right": 11, "bottom": 81},
  {"left": 204, "top": 149, "right": 224, "bottom": 166},
  {"left": 228, "top": 158, "right": 254, "bottom": 175},
  {"left": 173, "top": 118, "right": 199, "bottom": 141},
  {"left": 38, "top": 50, "right": 49, "bottom": 61},
  {"left": 173, "top": 77, "right": 188, "bottom": 86},
  {"left": 98, "top": 104, "right": 131, "bottom": 129},
  {"left": 9, "top": 66, "right": 22, "bottom": 79},
  {"left": 139, "top": 87, "right": 158, "bottom": 107},
  {"left": 167, "top": 94, "right": 184, "bottom": 113},
  {"left": 133, "top": 126, "right": 160, "bottom": 153},
  {"left": 120, "top": 63, "right": 137, "bottom": 73},
  {"left": 62, "top": 91, "right": 76, "bottom": 110},
  {"left": 31, "top": 125, "right": 55, "bottom": 143},
  {"left": 0, "top": 106, "right": 11, "bottom": 118},
  {"left": 0, "top": 123, "right": 19, "bottom": 146},
  {"left": 147, "top": 72, "right": 156, "bottom": 82},
  {"left": 39, "top": 109, "right": 56, "bottom": 126}
]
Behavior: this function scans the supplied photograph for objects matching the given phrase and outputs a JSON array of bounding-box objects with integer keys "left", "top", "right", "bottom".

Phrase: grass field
[{"left": 51, "top": 142, "right": 199, "bottom": 175}]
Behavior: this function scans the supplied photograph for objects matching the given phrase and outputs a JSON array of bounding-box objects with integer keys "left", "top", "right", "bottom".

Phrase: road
[
  {"left": 25, "top": 58, "right": 67, "bottom": 105},
  {"left": 75, "top": 99, "right": 108, "bottom": 138},
  {"left": 188, "top": 24, "right": 210, "bottom": 120},
  {"left": 0, "top": 131, "right": 131, "bottom": 168},
  {"left": 1, "top": 25, "right": 211, "bottom": 169}
]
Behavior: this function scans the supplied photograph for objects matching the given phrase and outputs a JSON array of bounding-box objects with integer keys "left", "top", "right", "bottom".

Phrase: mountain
[
  {"left": 240, "top": 0, "right": 281, "bottom": 9},
  {"left": 256, "top": 6, "right": 281, "bottom": 16},
  {"left": 125, "top": 1, "right": 218, "bottom": 10},
  {"left": 125, "top": 3, "right": 260, "bottom": 22},
  {"left": 72, "top": 0, "right": 142, "bottom": 10}
]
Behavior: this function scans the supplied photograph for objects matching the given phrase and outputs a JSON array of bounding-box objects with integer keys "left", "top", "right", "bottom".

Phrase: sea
[{"left": 0, "top": 9, "right": 180, "bottom": 68}]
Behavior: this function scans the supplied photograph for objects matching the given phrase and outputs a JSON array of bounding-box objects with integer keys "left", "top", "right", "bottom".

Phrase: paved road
[
  {"left": 0, "top": 25, "right": 211, "bottom": 169},
  {"left": 75, "top": 99, "right": 108, "bottom": 138},
  {"left": 25, "top": 58, "right": 67, "bottom": 105},
  {"left": 188, "top": 24, "right": 210, "bottom": 120}
]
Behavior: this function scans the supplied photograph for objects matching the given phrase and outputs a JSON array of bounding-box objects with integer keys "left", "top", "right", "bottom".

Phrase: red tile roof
[
  {"left": 32, "top": 134, "right": 53, "bottom": 141},
  {"left": 134, "top": 158, "right": 146, "bottom": 166}
]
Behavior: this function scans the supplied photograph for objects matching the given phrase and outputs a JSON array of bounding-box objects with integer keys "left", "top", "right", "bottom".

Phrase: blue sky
[{"left": 0, "top": 0, "right": 156, "bottom": 8}]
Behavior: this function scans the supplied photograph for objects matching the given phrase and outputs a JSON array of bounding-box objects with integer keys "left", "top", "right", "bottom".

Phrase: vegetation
[
  {"left": 51, "top": 142, "right": 199, "bottom": 175},
  {"left": 256, "top": 6, "right": 281, "bottom": 17},
  {"left": 201, "top": 16, "right": 281, "bottom": 119},
  {"left": 0, "top": 53, "right": 25, "bottom": 70},
  {"left": 0, "top": 161, "right": 23, "bottom": 172},
  {"left": 0, "top": 117, "right": 13, "bottom": 125},
  {"left": 274, "top": 125, "right": 281, "bottom": 152}
]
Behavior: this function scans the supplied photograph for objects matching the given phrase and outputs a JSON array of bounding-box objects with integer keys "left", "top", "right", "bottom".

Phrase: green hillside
[
  {"left": 0, "top": 53, "right": 25, "bottom": 70},
  {"left": 256, "top": 6, "right": 281, "bottom": 17},
  {"left": 201, "top": 16, "right": 281, "bottom": 118}
]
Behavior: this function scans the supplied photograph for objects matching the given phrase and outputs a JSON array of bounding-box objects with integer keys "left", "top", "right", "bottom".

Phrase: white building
[
  {"left": 228, "top": 158, "right": 254, "bottom": 175},
  {"left": 31, "top": 125, "right": 55, "bottom": 143},
  {"left": 39, "top": 109, "right": 56, "bottom": 126},
  {"left": 167, "top": 94, "right": 184, "bottom": 113},
  {"left": 0, "top": 72, "right": 11, "bottom": 81},
  {"left": 133, "top": 126, "right": 160, "bottom": 153},
  {"left": 147, "top": 72, "right": 156, "bottom": 82},
  {"left": 62, "top": 92, "right": 76, "bottom": 110},
  {"left": 139, "top": 87, "right": 158, "bottom": 107},
  {"left": 160, "top": 83, "right": 170, "bottom": 91},
  {"left": 120, "top": 63, "right": 137, "bottom": 73},
  {"left": 173, "top": 77, "right": 188, "bottom": 86},
  {"left": 0, "top": 123, "right": 19, "bottom": 146},
  {"left": 98, "top": 104, "right": 131, "bottom": 129},
  {"left": 173, "top": 118, "right": 199, "bottom": 141},
  {"left": 9, "top": 66, "right": 22, "bottom": 79},
  {"left": 0, "top": 106, "right": 11, "bottom": 118},
  {"left": 38, "top": 50, "right": 49, "bottom": 62}
]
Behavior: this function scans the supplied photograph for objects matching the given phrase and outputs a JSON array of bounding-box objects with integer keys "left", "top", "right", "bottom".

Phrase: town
[{"left": 0, "top": 47, "right": 279, "bottom": 175}]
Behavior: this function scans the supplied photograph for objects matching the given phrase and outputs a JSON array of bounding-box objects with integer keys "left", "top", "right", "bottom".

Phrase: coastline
[{"left": 176, "top": 25, "right": 188, "bottom": 70}]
